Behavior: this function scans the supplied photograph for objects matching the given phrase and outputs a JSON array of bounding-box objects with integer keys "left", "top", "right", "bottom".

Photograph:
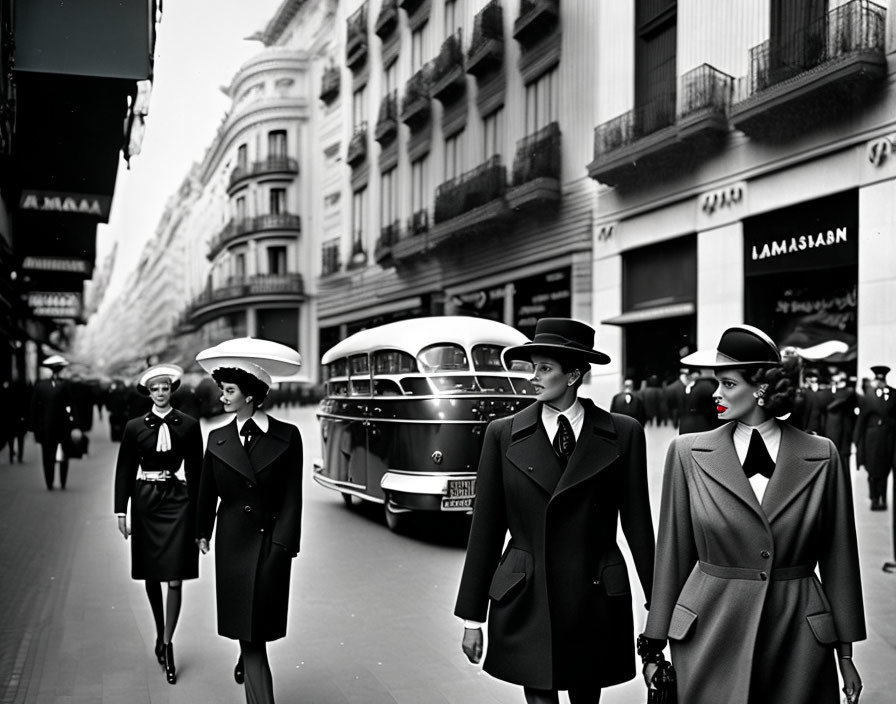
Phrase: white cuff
[{"left": 463, "top": 620, "right": 483, "bottom": 629}]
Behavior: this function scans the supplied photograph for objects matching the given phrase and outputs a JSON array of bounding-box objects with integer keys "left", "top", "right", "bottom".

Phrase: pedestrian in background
[
  {"left": 113, "top": 364, "right": 202, "bottom": 685},
  {"left": 664, "top": 366, "right": 690, "bottom": 429},
  {"left": 5, "top": 378, "right": 30, "bottom": 463},
  {"left": 797, "top": 367, "right": 828, "bottom": 434},
  {"left": 105, "top": 378, "right": 130, "bottom": 442},
  {"left": 824, "top": 367, "right": 858, "bottom": 474},
  {"left": 196, "top": 338, "right": 303, "bottom": 704},
  {"left": 677, "top": 367, "right": 721, "bottom": 435},
  {"left": 28, "top": 355, "right": 79, "bottom": 490},
  {"left": 640, "top": 374, "right": 666, "bottom": 426},
  {"left": 455, "top": 318, "right": 655, "bottom": 704},
  {"left": 610, "top": 377, "right": 647, "bottom": 427},
  {"left": 641, "top": 325, "right": 865, "bottom": 704},
  {"left": 854, "top": 365, "right": 896, "bottom": 511}
]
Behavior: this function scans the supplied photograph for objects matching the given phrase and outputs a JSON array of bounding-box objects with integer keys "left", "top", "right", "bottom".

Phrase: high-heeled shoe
[
  {"left": 164, "top": 643, "right": 176, "bottom": 684},
  {"left": 154, "top": 638, "right": 165, "bottom": 667}
]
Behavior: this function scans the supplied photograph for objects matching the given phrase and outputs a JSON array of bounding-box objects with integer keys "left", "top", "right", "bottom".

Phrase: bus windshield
[{"left": 417, "top": 344, "right": 469, "bottom": 372}]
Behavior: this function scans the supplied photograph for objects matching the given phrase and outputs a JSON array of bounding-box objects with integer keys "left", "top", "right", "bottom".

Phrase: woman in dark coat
[
  {"left": 113, "top": 364, "right": 202, "bottom": 684},
  {"left": 196, "top": 339, "right": 303, "bottom": 704},
  {"left": 641, "top": 325, "right": 865, "bottom": 704},
  {"left": 455, "top": 318, "right": 655, "bottom": 704}
]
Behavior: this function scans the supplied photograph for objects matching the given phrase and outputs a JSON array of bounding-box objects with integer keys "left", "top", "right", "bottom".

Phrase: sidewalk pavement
[{"left": 0, "top": 408, "right": 894, "bottom": 703}]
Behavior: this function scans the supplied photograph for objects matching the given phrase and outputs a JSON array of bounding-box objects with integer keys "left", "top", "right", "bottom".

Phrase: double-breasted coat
[
  {"left": 113, "top": 409, "right": 203, "bottom": 580},
  {"left": 454, "top": 399, "right": 655, "bottom": 691},
  {"left": 853, "top": 386, "right": 896, "bottom": 480},
  {"left": 644, "top": 423, "right": 865, "bottom": 704},
  {"left": 196, "top": 416, "right": 303, "bottom": 642}
]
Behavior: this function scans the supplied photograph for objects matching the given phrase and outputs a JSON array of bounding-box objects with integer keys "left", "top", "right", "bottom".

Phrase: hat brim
[
  {"left": 137, "top": 363, "right": 184, "bottom": 396},
  {"left": 196, "top": 338, "right": 302, "bottom": 380},
  {"left": 680, "top": 349, "right": 778, "bottom": 370},
  {"left": 503, "top": 343, "right": 611, "bottom": 367},
  {"left": 42, "top": 355, "right": 69, "bottom": 368}
]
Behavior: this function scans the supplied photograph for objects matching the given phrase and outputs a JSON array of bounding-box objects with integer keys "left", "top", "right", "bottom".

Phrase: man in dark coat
[
  {"left": 797, "top": 367, "right": 829, "bottom": 434},
  {"left": 823, "top": 368, "right": 858, "bottom": 474},
  {"left": 105, "top": 378, "right": 131, "bottom": 442},
  {"left": 854, "top": 365, "right": 896, "bottom": 511},
  {"left": 663, "top": 369, "right": 690, "bottom": 429},
  {"left": 455, "top": 318, "right": 655, "bottom": 702},
  {"left": 677, "top": 369, "right": 722, "bottom": 435},
  {"left": 640, "top": 375, "right": 666, "bottom": 425},
  {"left": 610, "top": 378, "right": 647, "bottom": 427},
  {"left": 28, "top": 355, "right": 79, "bottom": 490}
]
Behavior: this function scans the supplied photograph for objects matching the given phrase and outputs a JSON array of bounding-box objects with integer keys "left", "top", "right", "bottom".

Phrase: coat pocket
[
  {"left": 806, "top": 612, "right": 838, "bottom": 644},
  {"left": 488, "top": 546, "right": 530, "bottom": 603},
  {"left": 667, "top": 604, "right": 698, "bottom": 641},
  {"left": 597, "top": 562, "right": 632, "bottom": 597}
]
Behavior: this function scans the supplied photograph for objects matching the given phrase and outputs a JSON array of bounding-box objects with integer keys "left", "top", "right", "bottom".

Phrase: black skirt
[{"left": 131, "top": 479, "right": 198, "bottom": 581}]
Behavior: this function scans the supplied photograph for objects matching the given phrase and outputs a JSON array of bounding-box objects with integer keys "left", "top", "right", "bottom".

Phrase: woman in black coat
[
  {"left": 196, "top": 340, "right": 303, "bottom": 704},
  {"left": 113, "top": 364, "right": 202, "bottom": 684},
  {"left": 455, "top": 318, "right": 655, "bottom": 704}
]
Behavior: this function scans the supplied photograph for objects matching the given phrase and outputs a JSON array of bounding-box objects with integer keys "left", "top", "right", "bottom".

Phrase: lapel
[
  {"left": 248, "top": 418, "right": 291, "bottom": 474},
  {"left": 506, "top": 403, "right": 564, "bottom": 495},
  {"left": 761, "top": 424, "right": 826, "bottom": 523},
  {"left": 691, "top": 423, "right": 767, "bottom": 523},
  {"left": 553, "top": 399, "right": 620, "bottom": 497},
  {"left": 208, "top": 420, "right": 255, "bottom": 483}
]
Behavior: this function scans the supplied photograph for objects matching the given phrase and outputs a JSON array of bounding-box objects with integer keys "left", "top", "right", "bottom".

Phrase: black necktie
[
  {"left": 240, "top": 419, "right": 260, "bottom": 453},
  {"left": 743, "top": 429, "right": 775, "bottom": 479},
  {"left": 553, "top": 415, "right": 575, "bottom": 468}
]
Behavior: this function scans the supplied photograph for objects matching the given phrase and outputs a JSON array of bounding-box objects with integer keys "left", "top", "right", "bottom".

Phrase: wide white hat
[
  {"left": 42, "top": 354, "right": 69, "bottom": 368},
  {"left": 195, "top": 337, "right": 302, "bottom": 385},
  {"left": 137, "top": 363, "right": 184, "bottom": 395}
]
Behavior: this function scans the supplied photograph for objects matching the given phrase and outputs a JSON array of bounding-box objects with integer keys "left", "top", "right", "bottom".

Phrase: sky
[{"left": 96, "top": 0, "right": 286, "bottom": 297}]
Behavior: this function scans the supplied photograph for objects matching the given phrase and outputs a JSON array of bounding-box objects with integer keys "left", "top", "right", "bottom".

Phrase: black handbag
[{"left": 647, "top": 660, "right": 677, "bottom": 704}]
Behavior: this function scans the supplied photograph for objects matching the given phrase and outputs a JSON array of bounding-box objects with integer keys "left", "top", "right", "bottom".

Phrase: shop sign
[
  {"left": 514, "top": 268, "right": 571, "bottom": 335},
  {"left": 22, "top": 256, "right": 91, "bottom": 274},
  {"left": 19, "top": 190, "right": 112, "bottom": 219},
  {"left": 26, "top": 291, "right": 82, "bottom": 319}
]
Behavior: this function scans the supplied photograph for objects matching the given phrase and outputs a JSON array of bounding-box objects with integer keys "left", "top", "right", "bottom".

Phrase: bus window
[
  {"left": 475, "top": 376, "right": 514, "bottom": 393},
  {"left": 507, "top": 359, "right": 534, "bottom": 374},
  {"left": 417, "top": 344, "right": 469, "bottom": 372},
  {"left": 326, "top": 358, "right": 347, "bottom": 379},
  {"left": 472, "top": 344, "right": 506, "bottom": 371},
  {"left": 400, "top": 377, "right": 431, "bottom": 395},
  {"left": 350, "top": 379, "right": 371, "bottom": 396},
  {"left": 429, "top": 376, "right": 481, "bottom": 394},
  {"left": 510, "top": 378, "right": 536, "bottom": 395},
  {"left": 327, "top": 380, "right": 349, "bottom": 396},
  {"left": 374, "top": 379, "right": 403, "bottom": 396},
  {"left": 374, "top": 350, "right": 418, "bottom": 374},
  {"left": 349, "top": 354, "right": 369, "bottom": 375}
]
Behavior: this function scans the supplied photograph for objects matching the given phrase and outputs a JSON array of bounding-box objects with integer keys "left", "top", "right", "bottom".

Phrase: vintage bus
[{"left": 314, "top": 316, "right": 536, "bottom": 531}]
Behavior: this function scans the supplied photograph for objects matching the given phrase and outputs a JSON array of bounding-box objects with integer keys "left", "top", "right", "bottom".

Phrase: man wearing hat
[
  {"left": 610, "top": 378, "right": 647, "bottom": 427},
  {"left": 455, "top": 318, "right": 655, "bottom": 703},
  {"left": 28, "top": 355, "right": 79, "bottom": 490},
  {"left": 823, "top": 367, "right": 858, "bottom": 474},
  {"left": 854, "top": 365, "right": 896, "bottom": 511},
  {"left": 796, "top": 367, "right": 829, "bottom": 434}
]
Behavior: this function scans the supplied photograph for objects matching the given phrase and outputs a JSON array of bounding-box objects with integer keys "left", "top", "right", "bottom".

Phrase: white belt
[{"left": 138, "top": 470, "right": 171, "bottom": 482}]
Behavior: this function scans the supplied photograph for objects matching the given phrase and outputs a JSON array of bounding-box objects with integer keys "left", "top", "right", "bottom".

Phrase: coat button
[
  {"left": 759, "top": 571, "right": 768, "bottom": 581},
  {"left": 593, "top": 579, "right": 601, "bottom": 586},
  {"left": 243, "top": 506, "right": 252, "bottom": 513},
  {"left": 246, "top": 481, "right": 253, "bottom": 488},
  {"left": 527, "top": 466, "right": 534, "bottom": 472},
  {"left": 760, "top": 550, "right": 770, "bottom": 559}
]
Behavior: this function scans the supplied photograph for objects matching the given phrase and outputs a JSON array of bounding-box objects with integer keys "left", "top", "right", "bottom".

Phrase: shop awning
[{"left": 602, "top": 302, "right": 695, "bottom": 326}]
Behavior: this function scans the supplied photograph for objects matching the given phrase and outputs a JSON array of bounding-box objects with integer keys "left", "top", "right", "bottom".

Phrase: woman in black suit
[
  {"left": 113, "top": 364, "right": 203, "bottom": 684},
  {"left": 196, "top": 340, "right": 303, "bottom": 704},
  {"left": 455, "top": 318, "right": 656, "bottom": 703}
]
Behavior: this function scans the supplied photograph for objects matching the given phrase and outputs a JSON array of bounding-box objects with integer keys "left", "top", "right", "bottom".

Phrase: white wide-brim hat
[
  {"left": 196, "top": 338, "right": 302, "bottom": 385},
  {"left": 137, "top": 363, "right": 184, "bottom": 395},
  {"left": 42, "top": 354, "right": 69, "bottom": 368}
]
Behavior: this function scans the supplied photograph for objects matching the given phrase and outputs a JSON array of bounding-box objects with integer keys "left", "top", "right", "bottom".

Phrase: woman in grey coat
[{"left": 641, "top": 325, "right": 865, "bottom": 704}]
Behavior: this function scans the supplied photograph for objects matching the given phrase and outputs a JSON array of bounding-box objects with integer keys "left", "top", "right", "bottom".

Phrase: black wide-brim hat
[
  {"left": 870, "top": 365, "right": 891, "bottom": 377},
  {"left": 681, "top": 324, "right": 781, "bottom": 370},
  {"left": 502, "top": 318, "right": 611, "bottom": 366}
]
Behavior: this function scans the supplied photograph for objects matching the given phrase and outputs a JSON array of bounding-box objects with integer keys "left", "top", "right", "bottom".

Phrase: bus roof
[{"left": 321, "top": 316, "right": 530, "bottom": 364}]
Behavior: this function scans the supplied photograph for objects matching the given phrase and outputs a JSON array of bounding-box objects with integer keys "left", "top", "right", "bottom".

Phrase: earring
[{"left": 757, "top": 398, "right": 765, "bottom": 407}]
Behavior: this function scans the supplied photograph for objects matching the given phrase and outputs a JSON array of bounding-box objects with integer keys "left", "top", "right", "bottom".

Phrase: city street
[{"left": 1, "top": 404, "right": 895, "bottom": 703}]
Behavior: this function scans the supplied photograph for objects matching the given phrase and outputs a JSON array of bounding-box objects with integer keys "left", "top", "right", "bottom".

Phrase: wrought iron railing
[
  {"left": 432, "top": 30, "right": 465, "bottom": 87},
  {"left": 375, "top": 221, "right": 401, "bottom": 260},
  {"left": 320, "top": 64, "right": 341, "bottom": 103},
  {"left": 402, "top": 64, "right": 432, "bottom": 121},
  {"left": 207, "top": 214, "right": 302, "bottom": 260},
  {"left": 190, "top": 274, "right": 304, "bottom": 309},
  {"left": 512, "top": 121, "right": 561, "bottom": 186},
  {"left": 408, "top": 208, "right": 430, "bottom": 235},
  {"left": 434, "top": 155, "right": 506, "bottom": 223},
  {"left": 593, "top": 91, "right": 676, "bottom": 156},
  {"left": 746, "top": 0, "right": 885, "bottom": 95},
  {"left": 375, "top": 0, "right": 400, "bottom": 38},
  {"left": 346, "top": 3, "right": 369, "bottom": 66},
  {"left": 347, "top": 122, "right": 368, "bottom": 167},
  {"left": 679, "top": 63, "right": 733, "bottom": 119},
  {"left": 375, "top": 91, "right": 399, "bottom": 142},
  {"left": 229, "top": 157, "right": 299, "bottom": 188},
  {"left": 469, "top": 0, "right": 504, "bottom": 57}
]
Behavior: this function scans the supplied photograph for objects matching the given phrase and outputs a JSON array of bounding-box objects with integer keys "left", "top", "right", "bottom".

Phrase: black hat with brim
[
  {"left": 680, "top": 325, "right": 781, "bottom": 370},
  {"left": 502, "top": 318, "right": 611, "bottom": 367},
  {"left": 871, "top": 365, "right": 891, "bottom": 377}
]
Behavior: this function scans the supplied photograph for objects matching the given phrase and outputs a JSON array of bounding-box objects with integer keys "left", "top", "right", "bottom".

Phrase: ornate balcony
[
  {"left": 374, "top": 221, "right": 400, "bottom": 265},
  {"left": 587, "top": 64, "right": 733, "bottom": 187},
  {"left": 401, "top": 64, "right": 432, "bottom": 130},
  {"left": 347, "top": 122, "right": 368, "bottom": 168},
  {"left": 346, "top": 3, "right": 369, "bottom": 71},
  {"left": 228, "top": 156, "right": 299, "bottom": 194},
  {"left": 507, "top": 121, "right": 561, "bottom": 212},
  {"left": 513, "top": 0, "right": 559, "bottom": 48},
  {"left": 467, "top": 1, "right": 504, "bottom": 78},
  {"left": 320, "top": 64, "right": 341, "bottom": 104},
  {"left": 431, "top": 31, "right": 466, "bottom": 104},
  {"left": 185, "top": 273, "right": 306, "bottom": 327},
  {"left": 730, "top": 0, "right": 886, "bottom": 138},
  {"left": 207, "top": 213, "right": 302, "bottom": 261},
  {"left": 408, "top": 208, "right": 429, "bottom": 235},
  {"left": 393, "top": 157, "right": 509, "bottom": 262},
  {"left": 321, "top": 241, "right": 342, "bottom": 277},
  {"left": 374, "top": 91, "right": 399, "bottom": 145},
  {"left": 375, "top": 0, "right": 400, "bottom": 39}
]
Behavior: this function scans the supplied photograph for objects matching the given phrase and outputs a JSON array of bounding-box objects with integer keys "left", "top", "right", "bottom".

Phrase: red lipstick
[{"left": 716, "top": 404, "right": 727, "bottom": 413}]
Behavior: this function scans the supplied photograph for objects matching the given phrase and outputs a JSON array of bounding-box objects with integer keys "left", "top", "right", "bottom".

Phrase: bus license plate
[{"left": 442, "top": 478, "right": 476, "bottom": 511}]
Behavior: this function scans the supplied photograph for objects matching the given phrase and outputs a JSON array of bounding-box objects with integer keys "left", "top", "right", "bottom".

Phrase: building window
[
  {"left": 353, "top": 85, "right": 367, "bottom": 128},
  {"left": 234, "top": 253, "right": 246, "bottom": 281},
  {"left": 352, "top": 188, "right": 368, "bottom": 252},
  {"left": 411, "top": 24, "right": 428, "bottom": 72},
  {"left": 444, "top": 130, "right": 464, "bottom": 180},
  {"left": 380, "top": 168, "right": 398, "bottom": 228},
  {"left": 268, "top": 246, "right": 288, "bottom": 275},
  {"left": 237, "top": 144, "right": 248, "bottom": 169},
  {"left": 524, "top": 67, "right": 558, "bottom": 134},
  {"left": 445, "top": 0, "right": 459, "bottom": 35},
  {"left": 270, "top": 188, "right": 287, "bottom": 214},
  {"left": 411, "top": 156, "right": 429, "bottom": 215},
  {"left": 482, "top": 108, "right": 503, "bottom": 161},
  {"left": 235, "top": 196, "right": 247, "bottom": 221},
  {"left": 268, "top": 130, "right": 287, "bottom": 158},
  {"left": 635, "top": 0, "right": 677, "bottom": 115}
]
